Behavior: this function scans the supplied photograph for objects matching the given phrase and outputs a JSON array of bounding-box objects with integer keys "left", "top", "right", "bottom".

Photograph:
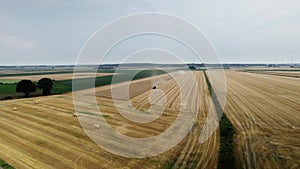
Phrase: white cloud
[{"left": 0, "top": 36, "right": 37, "bottom": 49}]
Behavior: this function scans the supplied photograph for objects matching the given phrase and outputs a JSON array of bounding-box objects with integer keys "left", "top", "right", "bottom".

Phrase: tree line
[{"left": 16, "top": 78, "right": 54, "bottom": 97}]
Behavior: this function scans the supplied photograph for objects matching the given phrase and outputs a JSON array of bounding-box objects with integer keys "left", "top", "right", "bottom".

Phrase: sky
[{"left": 0, "top": 0, "right": 299, "bottom": 65}]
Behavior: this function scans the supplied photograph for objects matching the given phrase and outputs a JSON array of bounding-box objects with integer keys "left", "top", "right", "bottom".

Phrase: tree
[
  {"left": 37, "top": 78, "right": 54, "bottom": 95},
  {"left": 16, "top": 80, "right": 36, "bottom": 97},
  {"left": 188, "top": 65, "right": 196, "bottom": 70}
]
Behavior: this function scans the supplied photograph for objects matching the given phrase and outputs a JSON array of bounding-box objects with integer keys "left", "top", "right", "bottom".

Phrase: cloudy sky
[{"left": 1, "top": 0, "right": 299, "bottom": 65}]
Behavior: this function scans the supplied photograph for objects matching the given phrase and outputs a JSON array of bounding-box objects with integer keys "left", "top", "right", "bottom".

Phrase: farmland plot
[
  {"left": 0, "top": 71, "right": 220, "bottom": 169},
  {"left": 222, "top": 71, "right": 300, "bottom": 169},
  {"left": 246, "top": 70, "right": 300, "bottom": 78},
  {"left": 0, "top": 72, "right": 114, "bottom": 82}
]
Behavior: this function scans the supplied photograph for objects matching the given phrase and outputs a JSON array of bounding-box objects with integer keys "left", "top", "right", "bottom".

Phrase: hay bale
[
  {"left": 94, "top": 124, "right": 100, "bottom": 129},
  {"left": 163, "top": 112, "right": 168, "bottom": 116},
  {"left": 13, "top": 107, "right": 18, "bottom": 111},
  {"left": 34, "top": 100, "right": 39, "bottom": 104},
  {"left": 73, "top": 112, "right": 79, "bottom": 117}
]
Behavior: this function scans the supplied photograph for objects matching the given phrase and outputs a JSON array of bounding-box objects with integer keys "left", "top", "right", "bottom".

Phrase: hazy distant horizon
[{"left": 0, "top": 62, "right": 299, "bottom": 67}]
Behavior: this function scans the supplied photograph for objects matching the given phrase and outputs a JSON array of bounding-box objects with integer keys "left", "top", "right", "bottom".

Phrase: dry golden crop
[
  {"left": 222, "top": 71, "right": 300, "bottom": 169},
  {"left": 250, "top": 71, "right": 300, "bottom": 78},
  {"left": 2, "top": 69, "right": 298, "bottom": 169},
  {"left": 0, "top": 71, "right": 219, "bottom": 169}
]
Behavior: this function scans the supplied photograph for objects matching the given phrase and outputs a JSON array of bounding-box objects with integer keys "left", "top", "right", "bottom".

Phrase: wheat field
[
  {"left": 0, "top": 69, "right": 299, "bottom": 169},
  {"left": 222, "top": 71, "right": 300, "bottom": 169},
  {"left": 0, "top": 71, "right": 220, "bottom": 169}
]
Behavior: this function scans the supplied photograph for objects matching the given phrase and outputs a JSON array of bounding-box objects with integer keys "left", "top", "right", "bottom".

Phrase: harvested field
[
  {"left": 2, "top": 68, "right": 298, "bottom": 169},
  {"left": 0, "top": 71, "right": 220, "bottom": 169},
  {"left": 0, "top": 73, "right": 114, "bottom": 82},
  {"left": 247, "top": 71, "right": 300, "bottom": 78},
  {"left": 242, "top": 67, "right": 300, "bottom": 71},
  {"left": 221, "top": 71, "right": 300, "bottom": 169},
  {"left": 93, "top": 73, "right": 175, "bottom": 100}
]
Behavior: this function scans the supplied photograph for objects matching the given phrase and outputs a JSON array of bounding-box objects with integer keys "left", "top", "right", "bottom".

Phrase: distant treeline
[{"left": 1, "top": 63, "right": 299, "bottom": 69}]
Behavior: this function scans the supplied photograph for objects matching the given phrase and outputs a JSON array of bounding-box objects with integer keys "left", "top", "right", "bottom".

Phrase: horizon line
[{"left": 0, "top": 62, "right": 299, "bottom": 67}]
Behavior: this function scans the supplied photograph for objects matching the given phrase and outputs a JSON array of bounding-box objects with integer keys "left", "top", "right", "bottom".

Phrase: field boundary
[{"left": 203, "top": 70, "right": 236, "bottom": 169}]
